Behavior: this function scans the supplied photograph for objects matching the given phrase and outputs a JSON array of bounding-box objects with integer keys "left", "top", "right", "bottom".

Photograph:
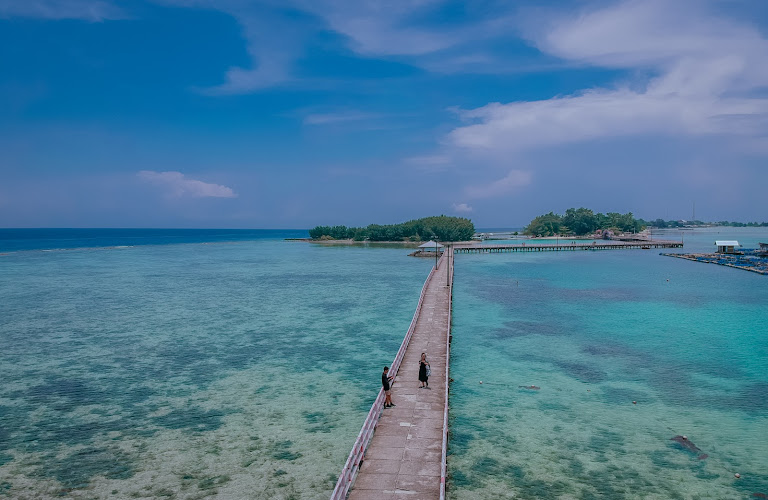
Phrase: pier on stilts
[
  {"left": 453, "top": 239, "right": 682, "bottom": 254},
  {"left": 331, "top": 248, "right": 453, "bottom": 500}
]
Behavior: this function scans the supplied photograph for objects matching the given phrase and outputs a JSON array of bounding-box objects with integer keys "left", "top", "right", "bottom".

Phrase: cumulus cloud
[
  {"left": 449, "top": 0, "right": 768, "bottom": 154},
  {"left": 533, "top": 0, "right": 766, "bottom": 74},
  {"left": 0, "top": 0, "right": 125, "bottom": 21},
  {"left": 450, "top": 90, "right": 768, "bottom": 152},
  {"left": 137, "top": 171, "right": 237, "bottom": 198},
  {"left": 452, "top": 202, "right": 473, "bottom": 213},
  {"left": 465, "top": 170, "right": 532, "bottom": 199}
]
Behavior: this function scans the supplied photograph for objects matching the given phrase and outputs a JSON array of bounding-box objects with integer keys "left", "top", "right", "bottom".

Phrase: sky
[{"left": 1, "top": 0, "right": 767, "bottom": 228}]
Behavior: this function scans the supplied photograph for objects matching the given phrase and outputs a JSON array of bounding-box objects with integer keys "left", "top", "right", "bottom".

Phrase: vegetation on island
[
  {"left": 309, "top": 216, "right": 475, "bottom": 242},
  {"left": 525, "top": 209, "right": 767, "bottom": 237},
  {"left": 525, "top": 208, "right": 644, "bottom": 237}
]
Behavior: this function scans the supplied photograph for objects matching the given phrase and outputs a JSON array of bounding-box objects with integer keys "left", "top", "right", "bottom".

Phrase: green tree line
[
  {"left": 309, "top": 216, "right": 475, "bottom": 241},
  {"left": 525, "top": 208, "right": 645, "bottom": 236}
]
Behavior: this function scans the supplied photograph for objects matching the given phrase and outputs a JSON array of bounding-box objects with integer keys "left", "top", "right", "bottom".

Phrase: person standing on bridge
[
  {"left": 419, "top": 352, "right": 430, "bottom": 389},
  {"left": 382, "top": 367, "right": 395, "bottom": 408}
]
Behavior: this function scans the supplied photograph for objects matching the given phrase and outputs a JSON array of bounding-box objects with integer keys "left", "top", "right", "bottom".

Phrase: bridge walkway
[{"left": 344, "top": 251, "right": 452, "bottom": 500}]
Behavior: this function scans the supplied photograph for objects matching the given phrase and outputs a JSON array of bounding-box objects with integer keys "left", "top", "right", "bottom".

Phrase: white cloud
[
  {"left": 452, "top": 202, "right": 473, "bottom": 213},
  {"left": 200, "top": 7, "right": 304, "bottom": 94},
  {"left": 534, "top": 0, "right": 765, "bottom": 72},
  {"left": 448, "top": 0, "right": 768, "bottom": 155},
  {"left": 465, "top": 170, "right": 531, "bottom": 199},
  {"left": 450, "top": 90, "right": 768, "bottom": 153},
  {"left": 138, "top": 171, "right": 237, "bottom": 198},
  {"left": 310, "top": 0, "right": 457, "bottom": 57},
  {"left": 155, "top": 0, "right": 313, "bottom": 94},
  {"left": 203, "top": 64, "right": 292, "bottom": 95},
  {"left": 0, "top": 0, "right": 125, "bottom": 21},
  {"left": 158, "top": 0, "right": 519, "bottom": 92}
]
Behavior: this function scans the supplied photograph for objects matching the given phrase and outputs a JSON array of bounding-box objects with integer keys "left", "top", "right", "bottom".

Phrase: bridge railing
[
  {"left": 453, "top": 240, "right": 683, "bottom": 253},
  {"left": 330, "top": 252, "right": 446, "bottom": 500},
  {"left": 439, "top": 247, "right": 453, "bottom": 500}
]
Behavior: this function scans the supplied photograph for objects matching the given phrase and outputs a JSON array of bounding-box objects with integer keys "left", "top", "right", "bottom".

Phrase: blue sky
[{"left": 1, "top": 0, "right": 767, "bottom": 228}]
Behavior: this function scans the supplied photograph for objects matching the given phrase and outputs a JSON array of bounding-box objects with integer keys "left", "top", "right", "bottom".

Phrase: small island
[
  {"left": 523, "top": 208, "right": 767, "bottom": 237},
  {"left": 308, "top": 215, "right": 475, "bottom": 243},
  {"left": 524, "top": 208, "right": 645, "bottom": 237}
]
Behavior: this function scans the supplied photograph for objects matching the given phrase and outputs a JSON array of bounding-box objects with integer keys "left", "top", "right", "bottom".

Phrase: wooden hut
[{"left": 715, "top": 240, "right": 740, "bottom": 254}]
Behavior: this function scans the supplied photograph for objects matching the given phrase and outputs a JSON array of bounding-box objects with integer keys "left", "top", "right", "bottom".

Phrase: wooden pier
[
  {"left": 332, "top": 249, "right": 453, "bottom": 500},
  {"left": 453, "top": 240, "right": 682, "bottom": 254}
]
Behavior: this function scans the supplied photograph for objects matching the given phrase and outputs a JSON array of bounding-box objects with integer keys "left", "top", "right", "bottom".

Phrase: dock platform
[{"left": 332, "top": 250, "right": 453, "bottom": 500}]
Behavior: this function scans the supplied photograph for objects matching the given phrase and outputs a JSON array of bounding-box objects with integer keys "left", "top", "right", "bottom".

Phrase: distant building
[{"left": 715, "top": 240, "right": 740, "bottom": 254}]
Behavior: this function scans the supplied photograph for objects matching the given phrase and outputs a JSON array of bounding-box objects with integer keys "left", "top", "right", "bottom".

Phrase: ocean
[
  {"left": 448, "top": 228, "right": 768, "bottom": 499},
  {"left": 1, "top": 228, "right": 766, "bottom": 499},
  {"left": 0, "top": 229, "right": 434, "bottom": 499}
]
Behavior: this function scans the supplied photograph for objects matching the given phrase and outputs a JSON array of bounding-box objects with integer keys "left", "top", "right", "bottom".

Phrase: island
[
  {"left": 308, "top": 215, "right": 475, "bottom": 242},
  {"left": 524, "top": 209, "right": 767, "bottom": 237},
  {"left": 524, "top": 208, "right": 645, "bottom": 237}
]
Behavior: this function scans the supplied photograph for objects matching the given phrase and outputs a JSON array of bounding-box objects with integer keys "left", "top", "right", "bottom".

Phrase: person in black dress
[{"left": 418, "top": 352, "right": 430, "bottom": 389}]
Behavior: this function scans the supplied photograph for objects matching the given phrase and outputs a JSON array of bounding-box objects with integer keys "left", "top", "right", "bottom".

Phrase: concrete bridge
[
  {"left": 331, "top": 248, "right": 453, "bottom": 500},
  {"left": 331, "top": 238, "right": 685, "bottom": 499}
]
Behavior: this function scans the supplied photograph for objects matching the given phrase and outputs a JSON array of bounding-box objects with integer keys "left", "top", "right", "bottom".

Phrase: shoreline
[{"left": 288, "top": 238, "right": 434, "bottom": 248}]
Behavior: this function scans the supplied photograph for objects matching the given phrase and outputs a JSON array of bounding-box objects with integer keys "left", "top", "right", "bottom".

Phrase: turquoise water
[
  {"left": 0, "top": 228, "right": 308, "bottom": 253},
  {"left": 448, "top": 228, "right": 768, "bottom": 499},
  {"left": 0, "top": 233, "right": 433, "bottom": 498},
  {"left": 2, "top": 228, "right": 766, "bottom": 499}
]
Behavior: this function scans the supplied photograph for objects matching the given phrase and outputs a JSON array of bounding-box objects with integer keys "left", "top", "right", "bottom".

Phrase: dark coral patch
[{"left": 153, "top": 407, "right": 225, "bottom": 432}]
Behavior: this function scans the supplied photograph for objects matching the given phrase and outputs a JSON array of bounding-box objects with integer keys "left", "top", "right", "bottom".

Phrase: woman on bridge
[{"left": 419, "top": 352, "right": 430, "bottom": 389}]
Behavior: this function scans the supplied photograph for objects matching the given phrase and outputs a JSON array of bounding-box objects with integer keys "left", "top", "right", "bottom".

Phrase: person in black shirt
[{"left": 382, "top": 366, "right": 395, "bottom": 408}]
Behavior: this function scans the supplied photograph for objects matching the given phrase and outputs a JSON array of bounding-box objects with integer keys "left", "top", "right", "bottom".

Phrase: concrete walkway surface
[{"left": 348, "top": 257, "right": 451, "bottom": 500}]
